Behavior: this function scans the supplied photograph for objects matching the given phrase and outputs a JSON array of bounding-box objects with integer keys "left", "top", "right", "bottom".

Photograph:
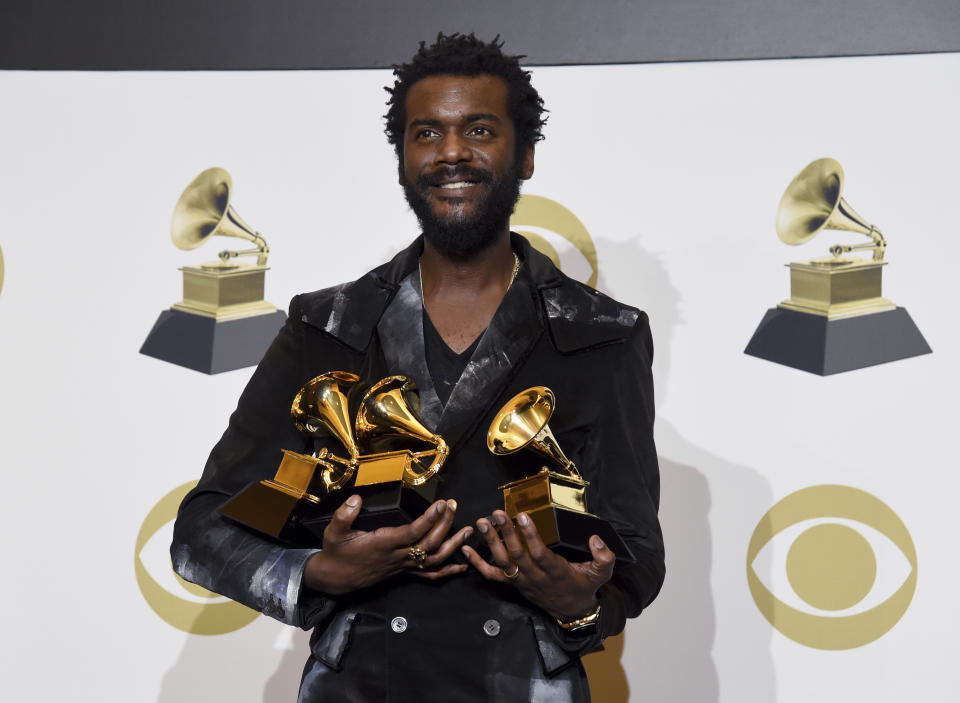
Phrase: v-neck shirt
[{"left": 422, "top": 309, "right": 483, "bottom": 407}]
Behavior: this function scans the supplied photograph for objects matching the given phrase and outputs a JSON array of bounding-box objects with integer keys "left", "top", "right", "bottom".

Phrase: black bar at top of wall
[{"left": 1, "top": 0, "right": 958, "bottom": 70}]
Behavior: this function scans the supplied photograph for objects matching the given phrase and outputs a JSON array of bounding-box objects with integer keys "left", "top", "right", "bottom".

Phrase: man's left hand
[{"left": 461, "top": 509, "right": 615, "bottom": 622}]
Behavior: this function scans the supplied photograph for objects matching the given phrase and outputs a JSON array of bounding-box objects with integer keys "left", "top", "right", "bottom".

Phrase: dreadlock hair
[{"left": 384, "top": 33, "right": 547, "bottom": 162}]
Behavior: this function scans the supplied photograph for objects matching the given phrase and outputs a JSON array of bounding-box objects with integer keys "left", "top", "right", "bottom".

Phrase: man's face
[{"left": 400, "top": 74, "right": 534, "bottom": 259}]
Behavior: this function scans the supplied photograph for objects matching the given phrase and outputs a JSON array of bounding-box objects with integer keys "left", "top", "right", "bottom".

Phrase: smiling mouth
[{"left": 437, "top": 181, "right": 478, "bottom": 190}]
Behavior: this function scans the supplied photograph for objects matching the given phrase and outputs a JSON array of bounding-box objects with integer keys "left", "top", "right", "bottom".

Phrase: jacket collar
[
  {"left": 374, "top": 234, "right": 545, "bottom": 449},
  {"left": 299, "top": 233, "right": 636, "bottom": 445},
  {"left": 297, "top": 237, "right": 423, "bottom": 352}
]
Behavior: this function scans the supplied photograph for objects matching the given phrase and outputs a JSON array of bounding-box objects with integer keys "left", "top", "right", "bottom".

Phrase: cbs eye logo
[
  {"left": 511, "top": 194, "right": 598, "bottom": 287},
  {"left": 747, "top": 484, "right": 917, "bottom": 650},
  {"left": 135, "top": 481, "right": 259, "bottom": 635}
]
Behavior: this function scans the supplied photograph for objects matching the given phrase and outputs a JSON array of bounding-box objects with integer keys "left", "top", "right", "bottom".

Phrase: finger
[
  {"left": 476, "top": 518, "right": 512, "bottom": 569},
  {"left": 460, "top": 545, "right": 508, "bottom": 583},
  {"left": 515, "top": 512, "right": 559, "bottom": 576},
  {"left": 411, "top": 563, "right": 469, "bottom": 580},
  {"left": 587, "top": 535, "right": 616, "bottom": 584},
  {"left": 393, "top": 499, "right": 457, "bottom": 565},
  {"left": 492, "top": 510, "right": 529, "bottom": 566},
  {"left": 415, "top": 499, "right": 460, "bottom": 554},
  {"left": 475, "top": 519, "right": 525, "bottom": 584},
  {"left": 388, "top": 500, "right": 448, "bottom": 549},
  {"left": 422, "top": 525, "right": 473, "bottom": 568},
  {"left": 323, "top": 495, "right": 362, "bottom": 541}
]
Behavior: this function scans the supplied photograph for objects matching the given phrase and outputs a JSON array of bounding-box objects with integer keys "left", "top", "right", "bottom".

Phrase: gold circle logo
[
  {"left": 747, "top": 484, "right": 917, "bottom": 650},
  {"left": 511, "top": 194, "right": 599, "bottom": 287},
  {"left": 135, "top": 481, "right": 259, "bottom": 635}
]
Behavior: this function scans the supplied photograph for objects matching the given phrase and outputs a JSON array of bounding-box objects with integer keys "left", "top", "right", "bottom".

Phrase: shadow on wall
[
  {"left": 583, "top": 239, "right": 776, "bottom": 703},
  {"left": 157, "top": 613, "right": 307, "bottom": 702},
  {"left": 264, "top": 628, "right": 312, "bottom": 701},
  {"left": 587, "top": 449, "right": 729, "bottom": 703}
]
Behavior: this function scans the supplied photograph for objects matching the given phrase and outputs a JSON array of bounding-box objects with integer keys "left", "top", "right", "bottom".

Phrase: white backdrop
[{"left": 0, "top": 52, "right": 957, "bottom": 701}]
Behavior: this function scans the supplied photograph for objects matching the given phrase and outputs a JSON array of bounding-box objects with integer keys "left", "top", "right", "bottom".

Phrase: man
[{"left": 172, "top": 33, "right": 664, "bottom": 702}]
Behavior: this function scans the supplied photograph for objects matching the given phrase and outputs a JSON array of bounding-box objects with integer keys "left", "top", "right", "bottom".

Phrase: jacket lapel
[
  {"left": 375, "top": 272, "right": 444, "bottom": 429},
  {"left": 317, "top": 234, "right": 551, "bottom": 451},
  {"left": 437, "top": 267, "right": 544, "bottom": 450}
]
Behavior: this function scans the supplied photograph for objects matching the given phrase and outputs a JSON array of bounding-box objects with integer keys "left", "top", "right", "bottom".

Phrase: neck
[{"left": 420, "top": 230, "right": 515, "bottom": 304}]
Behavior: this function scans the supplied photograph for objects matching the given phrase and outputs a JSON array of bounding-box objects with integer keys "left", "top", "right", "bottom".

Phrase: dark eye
[
  {"left": 415, "top": 128, "right": 439, "bottom": 141},
  {"left": 468, "top": 126, "right": 492, "bottom": 137}
]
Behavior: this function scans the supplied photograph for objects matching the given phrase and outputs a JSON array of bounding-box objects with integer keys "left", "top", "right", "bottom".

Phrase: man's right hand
[{"left": 303, "top": 495, "right": 473, "bottom": 596}]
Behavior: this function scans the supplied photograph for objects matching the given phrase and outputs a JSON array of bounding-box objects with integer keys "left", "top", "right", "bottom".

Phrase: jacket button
[
  {"left": 390, "top": 616, "right": 408, "bottom": 633},
  {"left": 483, "top": 619, "right": 501, "bottom": 637}
]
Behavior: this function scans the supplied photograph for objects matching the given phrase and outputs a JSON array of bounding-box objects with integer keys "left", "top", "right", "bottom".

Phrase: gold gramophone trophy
[
  {"left": 140, "top": 167, "right": 286, "bottom": 374},
  {"left": 219, "top": 372, "right": 449, "bottom": 545},
  {"left": 487, "top": 387, "right": 634, "bottom": 562},
  {"left": 302, "top": 375, "right": 450, "bottom": 536},
  {"left": 219, "top": 371, "right": 364, "bottom": 545},
  {"left": 744, "top": 157, "right": 930, "bottom": 375}
]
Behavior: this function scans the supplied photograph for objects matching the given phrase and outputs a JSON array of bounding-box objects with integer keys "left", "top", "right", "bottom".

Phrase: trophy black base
[
  {"left": 218, "top": 481, "right": 317, "bottom": 547},
  {"left": 744, "top": 307, "right": 931, "bottom": 376},
  {"left": 525, "top": 505, "right": 636, "bottom": 564},
  {"left": 301, "top": 480, "right": 438, "bottom": 544},
  {"left": 140, "top": 308, "right": 286, "bottom": 374}
]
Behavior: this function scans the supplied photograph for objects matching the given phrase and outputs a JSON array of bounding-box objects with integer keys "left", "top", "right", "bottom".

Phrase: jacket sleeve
[
  {"left": 540, "top": 311, "right": 666, "bottom": 661},
  {"left": 595, "top": 311, "right": 665, "bottom": 631},
  {"left": 169, "top": 295, "right": 336, "bottom": 630}
]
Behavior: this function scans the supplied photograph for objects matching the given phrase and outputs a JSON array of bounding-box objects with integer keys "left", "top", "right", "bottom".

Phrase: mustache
[{"left": 417, "top": 166, "right": 494, "bottom": 188}]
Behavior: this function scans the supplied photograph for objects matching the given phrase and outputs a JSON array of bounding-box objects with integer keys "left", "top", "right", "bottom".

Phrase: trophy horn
[
  {"left": 171, "top": 167, "right": 270, "bottom": 266},
  {"left": 355, "top": 376, "right": 449, "bottom": 486},
  {"left": 291, "top": 371, "right": 364, "bottom": 492},
  {"left": 486, "top": 386, "right": 581, "bottom": 479},
  {"left": 775, "top": 157, "right": 886, "bottom": 262}
]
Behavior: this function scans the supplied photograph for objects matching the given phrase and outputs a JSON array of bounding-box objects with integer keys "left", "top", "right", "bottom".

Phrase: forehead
[{"left": 404, "top": 74, "right": 511, "bottom": 127}]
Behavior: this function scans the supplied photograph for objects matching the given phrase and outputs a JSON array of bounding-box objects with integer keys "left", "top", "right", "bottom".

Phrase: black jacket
[{"left": 171, "top": 234, "right": 665, "bottom": 702}]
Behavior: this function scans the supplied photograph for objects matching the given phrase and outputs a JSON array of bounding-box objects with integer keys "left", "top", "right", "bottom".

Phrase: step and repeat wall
[{"left": 1, "top": 52, "right": 957, "bottom": 701}]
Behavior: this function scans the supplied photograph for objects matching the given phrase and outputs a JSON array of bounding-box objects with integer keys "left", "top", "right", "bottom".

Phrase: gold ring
[
  {"left": 409, "top": 545, "right": 427, "bottom": 568},
  {"left": 503, "top": 564, "right": 520, "bottom": 580}
]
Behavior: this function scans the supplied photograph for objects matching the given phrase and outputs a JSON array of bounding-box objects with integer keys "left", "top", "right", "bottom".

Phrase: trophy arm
[
  {"left": 828, "top": 225, "right": 886, "bottom": 262},
  {"left": 217, "top": 215, "right": 270, "bottom": 265},
  {"left": 560, "top": 459, "right": 583, "bottom": 481},
  {"left": 315, "top": 448, "right": 359, "bottom": 494},
  {"left": 531, "top": 426, "right": 584, "bottom": 480},
  {"left": 403, "top": 436, "right": 450, "bottom": 487}
]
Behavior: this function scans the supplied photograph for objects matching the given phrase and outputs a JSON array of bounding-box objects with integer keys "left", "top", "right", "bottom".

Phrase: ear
[
  {"left": 519, "top": 145, "right": 535, "bottom": 180},
  {"left": 398, "top": 162, "right": 405, "bottom": 186}
]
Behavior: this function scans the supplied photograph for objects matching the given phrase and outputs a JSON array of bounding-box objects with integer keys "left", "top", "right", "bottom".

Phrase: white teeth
[{"left": 439, "top": 181, "right": 474, "bottom": 189}]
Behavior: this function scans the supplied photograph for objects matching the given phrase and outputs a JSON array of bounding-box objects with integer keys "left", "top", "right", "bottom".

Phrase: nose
[{"left": 435, "top": 130, "right": 471, "bottom": 165}]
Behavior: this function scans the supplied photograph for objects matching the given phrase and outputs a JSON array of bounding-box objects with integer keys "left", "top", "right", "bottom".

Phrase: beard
[{"left": 403, "top": 163, "right": 522, "bottom": 260}]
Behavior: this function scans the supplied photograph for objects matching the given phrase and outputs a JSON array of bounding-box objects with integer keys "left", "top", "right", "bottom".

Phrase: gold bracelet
[{"left": 557, "top": 603, "right": 601, "bottom": 631}]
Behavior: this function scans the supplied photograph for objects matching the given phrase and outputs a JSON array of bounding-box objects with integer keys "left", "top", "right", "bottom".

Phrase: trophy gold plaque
[
  {"left": 487, "top": 387, "right": 634, "bottom": 562},
  {"left": 140, "top": 167, "right": 286, "bottom": 374},
  {"left": 744, "top": 158, "right": 930, "bottom": 375},
  {"left": 220, "top": 372, "right": 450, "bottom": 545}
]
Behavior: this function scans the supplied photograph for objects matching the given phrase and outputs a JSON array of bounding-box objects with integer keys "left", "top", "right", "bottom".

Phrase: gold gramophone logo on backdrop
[
  {"left": 747, "top": 484, "right": 917, "bottom": 650},
  {"left": 135, "top": 481, "right": 259, "bottom": 635},
  {"left": 511, "top": 194, "right": 599, "bottom": 287},
  {"left": 744, "top": 158, "right": 930, "bottom": 375},
  {"left": 139, "top": 167, "right": 287, "bottom": 374}
]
